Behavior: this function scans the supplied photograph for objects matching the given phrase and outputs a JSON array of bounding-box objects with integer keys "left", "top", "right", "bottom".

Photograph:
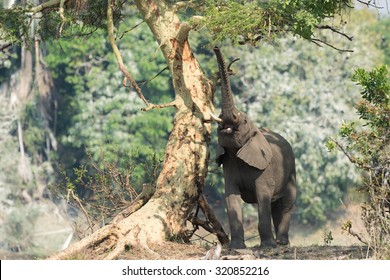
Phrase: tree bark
[
  {"left": 134, "top": 0, "right": 214, "bottom": 235},
  {"left": 50, "top": 0, "right": 215, "bottom": 259}
]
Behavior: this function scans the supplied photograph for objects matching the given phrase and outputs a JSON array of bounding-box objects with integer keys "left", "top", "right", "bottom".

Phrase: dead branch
[
  {"left": 107, "top": 0, "right": 150, "bottom": 107},
  {"left": 197, "top": 194, "right": 229, "bottom": 245}
]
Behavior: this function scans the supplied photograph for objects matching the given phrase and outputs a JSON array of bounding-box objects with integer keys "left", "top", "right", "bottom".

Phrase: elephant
[{"left": 212, "top": 46, "right": 297, "bottom": 249}]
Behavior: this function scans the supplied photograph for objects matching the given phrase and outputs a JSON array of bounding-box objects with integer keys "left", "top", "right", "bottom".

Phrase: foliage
[
  {"left": 0, "top": 4, "right": 30, "bottom": 44},
  {"left": 0, "top": 0, "right": 124, "bottom": 43},
  {"left": 328, "top": 65, "right": 389, "bottom": 258},
  {"left": 201, "top": 0, "right": 352, "bottom": 45}
]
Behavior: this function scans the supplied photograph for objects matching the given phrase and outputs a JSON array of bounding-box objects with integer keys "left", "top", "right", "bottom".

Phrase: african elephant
[{"left": 212, "top": 47, "right": 296, "bottom": 249}]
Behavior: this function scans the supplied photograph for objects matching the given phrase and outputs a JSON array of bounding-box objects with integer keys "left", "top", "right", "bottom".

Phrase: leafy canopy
[{"left": 202, "top": 0, "right": 352, "bottom": 45}]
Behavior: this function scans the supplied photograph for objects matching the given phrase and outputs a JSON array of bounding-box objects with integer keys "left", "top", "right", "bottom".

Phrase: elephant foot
[
  {"left": 259, "top": 239, "right": 277, "bottom": 249},
  {"left": 276, "top": 238, "right": 290, "bottom": 246},
  {"left": 229, "top": 240, "right": 246, "bottom": 249}
]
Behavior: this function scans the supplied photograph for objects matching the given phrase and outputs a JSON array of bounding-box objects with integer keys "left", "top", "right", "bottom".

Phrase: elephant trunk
[{"left": 213, "top": 47, "right": 240, "bottom": 128}]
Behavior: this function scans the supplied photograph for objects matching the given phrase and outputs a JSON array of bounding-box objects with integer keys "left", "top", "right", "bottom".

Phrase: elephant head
[{"left": 213, "top": 46, "right": 272, "bottom": 170}]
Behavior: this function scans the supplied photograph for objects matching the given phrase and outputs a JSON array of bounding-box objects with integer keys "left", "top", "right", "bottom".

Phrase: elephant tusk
[{"left": 209, "top": 112, "right": 223, "bottom": 123}]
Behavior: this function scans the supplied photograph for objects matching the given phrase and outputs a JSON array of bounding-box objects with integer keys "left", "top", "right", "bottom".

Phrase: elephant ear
[
  {"left": 216, "top": 144, "right": 225, "bottom": 166},
  {"left": 237, "top": 131, "right": 273, "bottom": 170}
]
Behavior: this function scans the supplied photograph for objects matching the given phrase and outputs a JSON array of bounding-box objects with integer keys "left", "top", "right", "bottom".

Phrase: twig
[
  {"left": 107, "top": 0, "right": 150, "bottom": 107},
  {"left": 342, "top": 220, "right": 368, "bottom": 245},
  {"left": 67, "top": 189, "right": 94, "bottom": 232},
  {"left": 311, "top": 38, "right": 353, "bottom": 53},
  {"left": 119, "top": 20, "right": 145, "bottom": 40},
  {"left": 317, "top": 25, "right": 353, "bottom": 41},
  {"left": 138, "top": 67, "right": 169, "bottom": 87},
  {"left": 329, "top": 137, "right": 373, "bottom": 169},
  {"left": 357, "top": 0, "right": 384, "bottom": 9},
  {"left": 58, "top": 0, "right": 66, "bottom": 35}
]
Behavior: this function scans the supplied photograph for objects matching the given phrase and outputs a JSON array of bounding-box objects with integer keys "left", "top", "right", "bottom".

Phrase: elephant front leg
[
  {"left": 256, "top": 190, "right": 277, "bottom": 248},
  {"left": 226, "top": 194, "right": 246, "bottom": 249}
]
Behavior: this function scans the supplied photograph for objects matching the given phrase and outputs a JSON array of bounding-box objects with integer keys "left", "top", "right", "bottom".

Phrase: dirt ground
[
  {"left": 116, "top": 241, "right": 371, "bottom": 260},
  {"left": 0, "top": 241, "right": 370, "bottom": 260}
]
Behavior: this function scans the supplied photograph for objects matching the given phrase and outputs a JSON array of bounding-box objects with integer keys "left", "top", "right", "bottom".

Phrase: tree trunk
[{"left": 50, "top": 0, "right": 215, "bottom": 259}]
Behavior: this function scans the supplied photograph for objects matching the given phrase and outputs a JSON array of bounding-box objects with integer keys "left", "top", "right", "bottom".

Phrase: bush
[{"left": 328, "top": 65, "right": 389, "bottom": 258}]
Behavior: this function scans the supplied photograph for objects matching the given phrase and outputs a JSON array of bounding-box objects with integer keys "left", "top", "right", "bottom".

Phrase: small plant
[
  {"left": 341, "top": 220, "right": 368, "bottom": 245},
  {"left": 322, "top": 229, "right": 333, "bottom": 246}
]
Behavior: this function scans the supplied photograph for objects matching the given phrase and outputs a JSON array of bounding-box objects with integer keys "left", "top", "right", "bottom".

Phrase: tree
[{"left": 0, "top": 0, "right": 368, "bottom": 259}]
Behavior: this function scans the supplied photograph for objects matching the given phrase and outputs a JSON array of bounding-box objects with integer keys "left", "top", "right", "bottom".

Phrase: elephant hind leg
[
  {"left": 271, "top": 199, "right": 283, "bottom": 234},
  {"left": 273, "top": 177, "right": 296, "bottom": 245},
  {"left": 271, "top": 199, "right": 288, "bottom": 245}
]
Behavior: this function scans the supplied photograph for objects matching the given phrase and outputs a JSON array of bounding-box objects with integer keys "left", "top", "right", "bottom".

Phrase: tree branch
[
  {"left": 0, "top": 43, "right": 13, "bottom": 52},
  {"left": 119, "top": 20, "right": 145, "bottom": 40},
  {"left": 329, "top": 137, "right": 373, "bottom": 170},
  {"left": 107, "top": 0, "right": 150, "bottom": 107},
  {"left": 138, "top": 67, "right": 169, "bottom": 87},
  {"left": 197, "top": 194, "right": 229, "bottom": 245},
  {"left": 357, "top": 0, "right": 384, "bottom": 9},
  {"left": 30, "top": 0, "right": 64, "bottom": 14},
  {"left": 141, "top": 100, "right": 179, "bottom": 112},
  {"left": 311, "top": 38, "right": 353, "bottom": 53},
  {"left": 317, "top": 25, "right": 353, "bottom": 41}
]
